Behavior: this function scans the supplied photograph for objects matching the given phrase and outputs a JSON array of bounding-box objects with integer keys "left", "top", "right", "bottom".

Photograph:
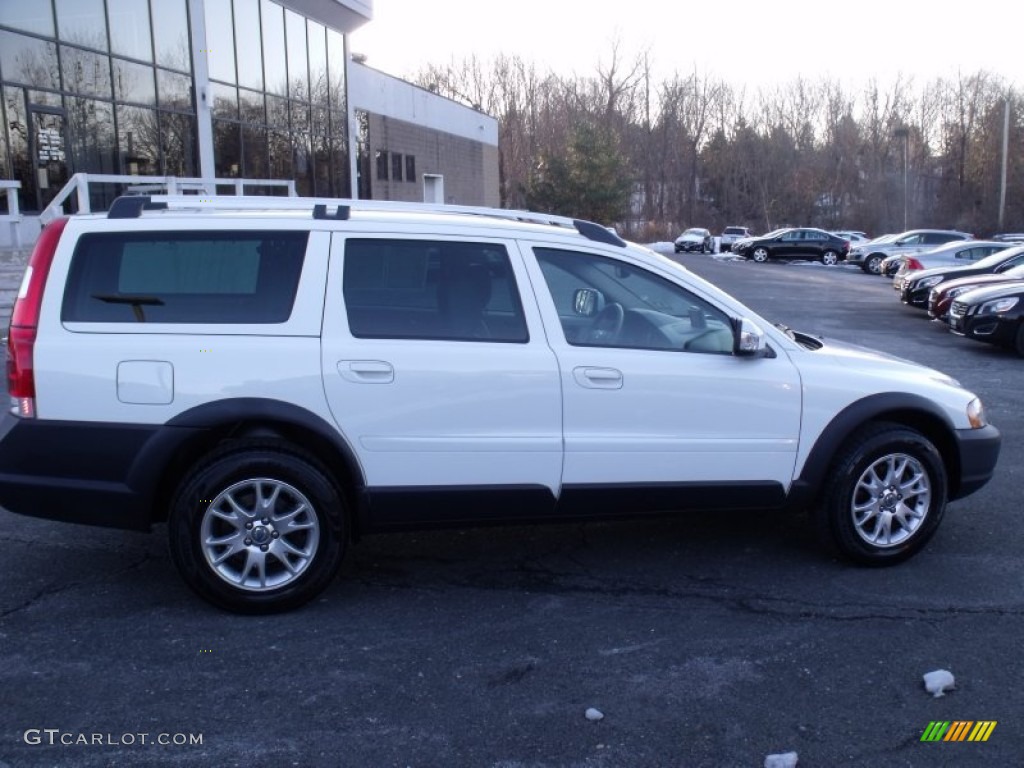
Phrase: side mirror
[
  {"left": 733, "top": 317, "right": 767, "bottom": 357},
  {"left": 573, "top": 288, "right": 602, "bottom": 317}
]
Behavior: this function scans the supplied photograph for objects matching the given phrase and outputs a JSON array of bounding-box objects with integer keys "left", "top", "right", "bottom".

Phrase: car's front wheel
[
  {"left": 819, "top": 422, "right": 947, "bottom": 565},
  {"left": 821, "top": 250, "right": 839, "bottom": 266},
  {"left": 751, "top": 247, "right": 769, "bottom": 263},
  {"left": 169, "top": 441, "right": 346, "bottom": 613},
  {"left": 1015, "top": 322, "right": 1024, "bottom": 357}
]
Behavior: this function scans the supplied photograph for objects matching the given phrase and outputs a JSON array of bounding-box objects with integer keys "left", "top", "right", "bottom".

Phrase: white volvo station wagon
[{"left": 0, "top": 197, "right": 1001, "bottom": 612}]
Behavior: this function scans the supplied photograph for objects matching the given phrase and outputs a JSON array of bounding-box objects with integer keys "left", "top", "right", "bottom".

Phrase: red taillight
[
  {"left": 7, "top": 217, "right": 68, "bottom": 417},
  {"left": 906, "top": 257, "right": 923, "bottom": 271}
]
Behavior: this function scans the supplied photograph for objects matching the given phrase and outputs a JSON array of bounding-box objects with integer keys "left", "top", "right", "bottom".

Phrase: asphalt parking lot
[{"left": 1, "top": 253, "right": 1021, "bottom": 767}]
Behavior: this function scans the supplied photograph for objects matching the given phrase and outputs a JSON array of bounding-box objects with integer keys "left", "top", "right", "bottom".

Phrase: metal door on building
[{"left": 28, "top": 104, "right": 68, "bottom": 212}]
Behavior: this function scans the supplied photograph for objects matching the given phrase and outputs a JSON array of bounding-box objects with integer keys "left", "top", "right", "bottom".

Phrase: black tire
[
  {"left": 168, "top": 441, "right": 346, "bottom": 614},
  {"left": 821, "top": 250, "right": 839, "bottom": 266},
  {"left": 1015, "top": 323, "right": 1024, "bottom": 357},
  {"left": 864, "top": 254, "right": 884, "bottom": 275},
  {"left": 819, "top": 422, "right": 947, "bottom": 565},
  {"left": 752, "top": 247, "right": 769, "bottom": 263}
]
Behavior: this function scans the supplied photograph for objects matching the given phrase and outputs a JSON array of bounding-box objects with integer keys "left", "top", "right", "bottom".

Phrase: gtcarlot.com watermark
[{"left": 24, "top": 729, "right": 203, "bottom": 747}]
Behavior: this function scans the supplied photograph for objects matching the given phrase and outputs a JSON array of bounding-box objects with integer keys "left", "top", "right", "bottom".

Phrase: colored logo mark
[{"left": 921, "top": 721, "right": 997, "bottom": 742}]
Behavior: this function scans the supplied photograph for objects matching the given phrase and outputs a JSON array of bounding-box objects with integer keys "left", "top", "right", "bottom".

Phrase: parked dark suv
[{"left": 732, "top": 228, "right": 850, "bottom": 265}]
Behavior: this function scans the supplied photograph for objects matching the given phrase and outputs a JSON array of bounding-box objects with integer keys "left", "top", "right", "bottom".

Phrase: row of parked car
[
  {"left": 887, "top": 239, "right": 1024, "bottom": 357},
  {"left": 673, "top": 224, "right": 1024, "bottom": 356}
]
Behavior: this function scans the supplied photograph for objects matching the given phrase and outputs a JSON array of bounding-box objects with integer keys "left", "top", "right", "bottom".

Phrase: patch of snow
[
  {"left": 923, "top": 669, "right": 955, "bottom": 697},
  {"left": 584, "top": 707, "right": 604, "bottom": 721},
  {"left": 646, "top": 241, "right": 675, "bottom": 254},
  {"left": 764, "top": 752, "right": 798, "bottom": 768}
]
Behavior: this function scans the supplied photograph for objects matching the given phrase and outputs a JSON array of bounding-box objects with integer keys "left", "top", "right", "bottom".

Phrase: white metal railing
[
  {"left": 39, "top": 173, "right": 298, "bottom": 225},
  {"left": 0, "top": 180, "right": 22, "bottom": 247}
]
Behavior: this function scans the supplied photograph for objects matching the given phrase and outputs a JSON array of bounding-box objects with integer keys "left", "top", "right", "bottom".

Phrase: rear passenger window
[
  {"left": 343, "top": 239, "right": 528, "bottom": 342},
  {"left": 61, "top": 231, "right": 308, "bottom": 323}
]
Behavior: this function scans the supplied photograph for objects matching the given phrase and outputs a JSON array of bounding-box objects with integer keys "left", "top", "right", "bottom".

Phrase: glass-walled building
[{"left": 0, "top": 0, "right": 371, "bottom": 214}]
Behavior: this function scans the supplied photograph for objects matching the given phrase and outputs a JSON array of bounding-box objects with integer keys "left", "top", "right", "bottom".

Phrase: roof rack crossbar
[{"left": 107, "top": 196, "right": 168, "bottom": 219}]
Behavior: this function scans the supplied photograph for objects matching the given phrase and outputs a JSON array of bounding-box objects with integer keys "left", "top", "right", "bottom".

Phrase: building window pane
[
  {"left": 289, "top": 100, "right": 309, "bottom": 136},
  {"left": 61, "top": 46, "right": 113, "bottom": 99},
  {"left": 213, "top": 119, "right": 241, "bottom": 177},
  {"left": 204, "top": 0, "right": 237, "bottom": 84},
  {"left": 311, "top": 133, "right": 330, "bottom": 197},
  {"left": 238, "top": 88, "right": 265, "bottom": 124},
  {"left": 241, "top": 124, "right": 267, "bottom": 178},
  {"left": 66, "top": 96, "right": 117, "bottom": 176},
  {"left": 265, "top": 93, "right": 288, "bottom": 129},
  {"left": 331, "top": 139, "right": 350, "bottom": 198},
  {"left": 326, "top": 29, "right": 345, "bottom": 112},
  {"left": 211, "top": 82, "right": 238, "bottom": 120},
  {"left": 391, "top": 152, "right": 403, "bottom": 182},
  {"left": 268, "top": 130, "right": 291, "bottom": 179},
  {"left": 157, "top": 68, "right": 192, "bottom": 111},
  {"left": 152, "top": 0, "right": 191, "bottom": 71},
  {"left": 159, "top": 111, "right": 196, "bottom": 175},
  {"left": 406, "top": 155, "right": 415, "bottom": 183},
  {"left": 56, "top": 0, "right": 108, "bottom": 51},
  {"left": 284, "top": 9, "right": 307, "bottom": 102},
  {"left": 376, "top": 150, "right": 388, "bottom": 181},
  {"left": 307, "top": 20, "right": 327, "bottom": 106},
  {"left": 108, "top": 0, "right": 153, "bottom": 62},
  {"left": 113, "top": 59, "right": 156, "bottom": 105},
  {"left": 260, "top": 0, "right": 286, "bottom": 96},
  {"left": 233, "top": 0, "right": 263, "bottom": 92},
  {"left": 0, "top": 31, "right": 60, "bottom": 90},
  {"left": 117, "top": 105, "right": 159, "bottom": 175},
  {"left": 293, "top": 132, "right": 312, "bottom": 195},
  {"left": 0, "top": 0, "right": 55, "bottom": 37}
]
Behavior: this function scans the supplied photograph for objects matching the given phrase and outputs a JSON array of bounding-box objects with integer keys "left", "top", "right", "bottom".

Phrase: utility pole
[
  {"left": 999, "top": 94, "right": 1010, "bottom": 230},
  {"left": 894, "top": 127, "right": 909, "bottom": 231}
]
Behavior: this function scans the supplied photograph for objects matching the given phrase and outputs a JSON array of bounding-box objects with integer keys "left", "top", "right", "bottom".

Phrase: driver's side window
[{"left": 533, "top": 247, "right": 734, "bottom": 354}]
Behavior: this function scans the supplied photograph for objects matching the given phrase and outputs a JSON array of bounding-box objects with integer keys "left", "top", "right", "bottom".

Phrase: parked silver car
[
  {"left": 847, "top": 229, "right": 973, "bottom": 274},
  {"left": 888, "top": 240, "right": 1009, "bottom": 286}
]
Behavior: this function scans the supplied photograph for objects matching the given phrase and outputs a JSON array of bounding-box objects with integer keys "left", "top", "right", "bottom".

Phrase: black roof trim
[
  {"left": 313, "top": 204, "right": 351, "bottom": 221},
  {"left": 107, "top": 196, "right": 168, "bottom": 219},
  {"left": 574, "top": 219, "right": 626, "bottom": 247}
]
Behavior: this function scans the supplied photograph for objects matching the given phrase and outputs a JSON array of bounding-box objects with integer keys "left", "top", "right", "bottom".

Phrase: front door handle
[{"left": 573, "top": 366, "right": 623, "bottom": 389}]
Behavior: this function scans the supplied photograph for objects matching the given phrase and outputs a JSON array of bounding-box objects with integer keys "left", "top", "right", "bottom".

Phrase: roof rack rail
[{"left": 130, "top": 194, "right": 627, "bottom": 247}]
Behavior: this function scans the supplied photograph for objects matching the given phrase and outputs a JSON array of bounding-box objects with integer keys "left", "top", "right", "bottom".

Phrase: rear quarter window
[{"left": 61, "top": 231, "right": 308, "bottom": 323}]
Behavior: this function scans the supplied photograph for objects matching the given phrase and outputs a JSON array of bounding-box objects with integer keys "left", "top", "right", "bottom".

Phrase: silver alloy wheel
[
  {"left": 200, "top": 477, "right": 320, "bottom": 591},
  {"left": 850, "top": 452, "right": 931, "bottom": 548},
  {"left": 866, "top": 255, "right": 883, "bottom": 274},
  {"left": 752, "top": 247, "right": 769, "bottom": 262},
  {"left": 822, "top": 250, "right": 838, "bottom": 266}
]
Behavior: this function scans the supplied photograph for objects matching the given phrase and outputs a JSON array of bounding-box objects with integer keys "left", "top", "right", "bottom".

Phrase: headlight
[
  {"left": 947, "top": 286, "right": 969, "bottom": 299},
  {"left": 915, "top": 276, "right": 942, "bottom": 289},
  {"left": 978, "top": 297, "right": 1019, "bottom": 315},
  {"left": 967, "top": 397, "right": 988, "bottom": 429}
]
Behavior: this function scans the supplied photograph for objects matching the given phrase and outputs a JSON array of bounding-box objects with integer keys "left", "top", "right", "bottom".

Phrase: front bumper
[
  {"left": 952, "top": 424, "right": 1001, "bottom": 499},
  {"left": 948, "top": 307, "right": 1019, "bottom": 347}
]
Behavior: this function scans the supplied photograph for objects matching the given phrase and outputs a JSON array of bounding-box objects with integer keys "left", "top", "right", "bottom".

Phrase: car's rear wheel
[
  {"left": 822, "top": 250, "right": 839, "bottom": 266},
  {"left": 751, "top": 247, "right": 769, "bottom": 263},
  {"left": 819, "top": 422, "right": 947, "bottom": 565},
  {"left": 864, "top": 254, "right": 884, "bottom": 274},
  {"left": 169, "top": 441, "right": 346, "bottom": 613}
]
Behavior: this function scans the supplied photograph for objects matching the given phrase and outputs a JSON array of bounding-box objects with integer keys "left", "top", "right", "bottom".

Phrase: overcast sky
[{"left": 349, "top": 0, "right": 1019, "bottom": 91}]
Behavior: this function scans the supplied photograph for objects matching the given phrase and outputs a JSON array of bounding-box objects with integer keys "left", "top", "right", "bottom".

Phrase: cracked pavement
[{"left": 1, "top": 255, "right": 1022, "bottom": 767}]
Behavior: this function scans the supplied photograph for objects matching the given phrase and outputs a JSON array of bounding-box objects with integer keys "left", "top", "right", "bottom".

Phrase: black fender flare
[{"left": 787, "top": 392, "right": 959, "bottom": 510}]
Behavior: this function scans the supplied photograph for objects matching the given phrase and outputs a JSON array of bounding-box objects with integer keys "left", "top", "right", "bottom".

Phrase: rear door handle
[
  {"left": 573, "top": 366, "right": 623, "bottom": 389},
  {"left": 338, "top": 360, "right": 395, "bottom": 383}
]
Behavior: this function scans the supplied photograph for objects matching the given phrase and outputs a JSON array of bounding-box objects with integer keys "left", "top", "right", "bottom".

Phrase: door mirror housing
[
  {"left": 733, "top": 317, "right": 768, "bottom": 357},
  {"left": 573, "top": 288, "right": 603, "bottom": 317}
]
